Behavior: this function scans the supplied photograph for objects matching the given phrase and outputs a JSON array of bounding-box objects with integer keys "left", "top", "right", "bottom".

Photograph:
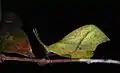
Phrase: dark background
[{"left": 1, "top": 0, "right": 120, "bottom": 72}]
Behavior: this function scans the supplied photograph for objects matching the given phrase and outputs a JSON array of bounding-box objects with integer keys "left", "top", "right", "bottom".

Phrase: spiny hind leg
[{"left": 44, "top": 55, "right": 53, "bottom": 66}]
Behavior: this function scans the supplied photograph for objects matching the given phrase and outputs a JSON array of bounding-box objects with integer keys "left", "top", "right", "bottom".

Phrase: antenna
[
  {"left": 32, "top": 28, "right": 49, "bottom": 53},
  {"left": 33, "top": 28, "right": 52, "bottom": 66}
]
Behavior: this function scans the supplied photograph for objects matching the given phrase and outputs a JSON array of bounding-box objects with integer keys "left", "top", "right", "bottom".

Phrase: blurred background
[
  {"left": 1, "top": 0, "right": 120, "bottom": 72},
  {"left": 2, "top": 1, "right": 116, "bottom": 45}
]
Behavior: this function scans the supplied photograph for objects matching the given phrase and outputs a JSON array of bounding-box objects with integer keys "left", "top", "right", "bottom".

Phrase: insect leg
[{"left": 62, "top": 54, "right": 72, "bottom": 59}]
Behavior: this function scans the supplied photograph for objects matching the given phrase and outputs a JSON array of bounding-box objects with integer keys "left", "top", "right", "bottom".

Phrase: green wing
[{"left": 48, "top": 24, "right": 110, "bottom": 59}]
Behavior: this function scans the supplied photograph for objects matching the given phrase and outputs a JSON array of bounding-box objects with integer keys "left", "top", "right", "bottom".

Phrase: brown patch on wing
[{"left": 15, "top": 40, "right": 32, "bottom": 52}]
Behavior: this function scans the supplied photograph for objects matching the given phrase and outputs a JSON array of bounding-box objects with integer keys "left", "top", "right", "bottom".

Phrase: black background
[{"left": 1, "top": 0, "right": 120, "bottom": 72}]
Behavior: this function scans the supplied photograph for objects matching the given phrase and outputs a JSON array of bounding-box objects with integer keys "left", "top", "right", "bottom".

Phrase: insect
[
  {"left": 0, "top": 12, "right": 110, "bottom": 65},
  {"left": 33, "top": 24, "right": 110, "bottom": 59},
  {"left": 0, "top": 12, "right": 35, "bottom": 58}
]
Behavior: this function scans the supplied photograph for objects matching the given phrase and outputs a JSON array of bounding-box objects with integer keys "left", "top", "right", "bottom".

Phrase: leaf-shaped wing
[
  {"left": 0, "top": 29, "right": 35, "bottom": 58},
  {"left": 0, "top": 12, "right": 35, "bottom": 58},
  {"left": 48, "top": 24, "right": 110, "bottom": 58}
]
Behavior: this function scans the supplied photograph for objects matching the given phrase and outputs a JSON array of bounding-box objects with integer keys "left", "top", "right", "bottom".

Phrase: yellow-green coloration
[{"left": 47, "top": 24, "right": 110, "bottom": 59}]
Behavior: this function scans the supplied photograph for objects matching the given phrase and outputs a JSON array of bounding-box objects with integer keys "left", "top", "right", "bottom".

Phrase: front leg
[{"left": 62, "top": 54, "right": 72, "bottom": 59}]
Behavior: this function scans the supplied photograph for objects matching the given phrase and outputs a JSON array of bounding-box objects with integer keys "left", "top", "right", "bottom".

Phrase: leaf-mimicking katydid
[{"left": 33, "top": 24, "right": 110, "bottom": 59}]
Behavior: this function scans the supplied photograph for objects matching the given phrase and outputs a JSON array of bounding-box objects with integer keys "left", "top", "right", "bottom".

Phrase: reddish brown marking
[
  {"left": 21, "top": 40, "right": 29, "bottom": 48},
  {"left": 15, "top": 40, "right": 31, "bottom": 52}
]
